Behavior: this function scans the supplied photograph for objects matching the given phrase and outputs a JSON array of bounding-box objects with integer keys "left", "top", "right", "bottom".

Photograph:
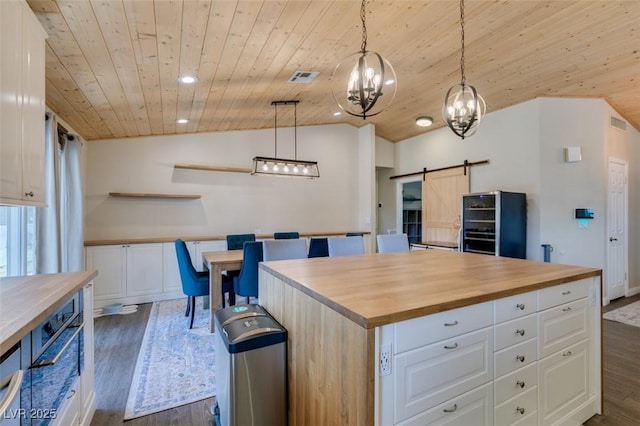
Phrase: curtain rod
[{"left": 389, "top": 159, "right": 490, "bottom": 180}]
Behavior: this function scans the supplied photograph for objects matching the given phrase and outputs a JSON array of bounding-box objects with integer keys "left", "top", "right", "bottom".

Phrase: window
[{"left": 0, "top": 205, "right": 36, "bottom": 277}]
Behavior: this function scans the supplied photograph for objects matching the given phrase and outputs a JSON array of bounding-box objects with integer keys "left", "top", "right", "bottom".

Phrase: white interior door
[{"left": 606, "top": 158, "right": 628, "bottom": 301}]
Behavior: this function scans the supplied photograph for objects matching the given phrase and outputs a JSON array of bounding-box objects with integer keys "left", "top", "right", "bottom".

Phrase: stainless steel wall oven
[{"left": 21, "top": 290, "right": 84, "bottom": 425}]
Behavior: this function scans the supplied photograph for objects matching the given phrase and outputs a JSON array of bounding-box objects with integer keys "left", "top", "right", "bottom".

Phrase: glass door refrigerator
[{"left": 460, "top": 191, "right": 526, "bottom": 258}]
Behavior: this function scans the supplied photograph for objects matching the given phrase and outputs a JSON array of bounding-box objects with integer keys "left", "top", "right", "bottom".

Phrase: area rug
[
  {"left": 124, "top": 297, "right": 216, "bottom": 420},
  {"left": 603, "top": 300, "right": 640, "bottom": 327}
]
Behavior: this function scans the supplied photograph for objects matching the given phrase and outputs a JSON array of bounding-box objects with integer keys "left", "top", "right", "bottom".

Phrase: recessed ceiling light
[
  {"left": 415, "top": 116, "right": 433, "bottom": 127},
  {"left": 178, "top": 75, "right": 197, "bottom": 84},
  {"left": 176, "top": 118, "right": 189, "bottom": 124}
]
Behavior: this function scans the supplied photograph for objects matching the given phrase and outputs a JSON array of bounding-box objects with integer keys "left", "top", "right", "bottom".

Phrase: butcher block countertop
[
  {"left": 0, "top": 270, "right": 97, "bottom": 353},
  {"left": 260, "top": 250, "right": 601, "bottom": 329}
]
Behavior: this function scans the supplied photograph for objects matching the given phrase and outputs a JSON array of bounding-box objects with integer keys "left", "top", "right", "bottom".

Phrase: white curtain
[{"left": 36, "top": 113, "right": 84, "bottom": 273}]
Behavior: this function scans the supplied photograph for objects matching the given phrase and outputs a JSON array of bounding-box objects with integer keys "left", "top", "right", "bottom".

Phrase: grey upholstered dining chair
[
  {"left": 377, "top": 233, "right": 410, "bottom": 253},
  {"left": 327, "top": 235, "right": 365, "bottom": 257},
  {"left": 262, "top": 239, "right": 308, "bottom": 261}
]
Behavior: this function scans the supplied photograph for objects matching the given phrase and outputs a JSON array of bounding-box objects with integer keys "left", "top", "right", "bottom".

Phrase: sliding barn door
[{"left": 422, "top": 167, "right": 470, "bottom": 245}]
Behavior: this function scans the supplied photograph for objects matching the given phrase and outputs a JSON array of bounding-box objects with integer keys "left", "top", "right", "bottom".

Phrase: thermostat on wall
[{"left": 575, "top": 208, "right": 594, "bottom": 219}]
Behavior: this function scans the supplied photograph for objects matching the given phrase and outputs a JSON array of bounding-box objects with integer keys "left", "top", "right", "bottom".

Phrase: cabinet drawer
[
  {"left": 394, "top": 327, "right": 493, "bottom": 423},
  {"left": 397, "top": 382, "right": 493, "bottom": 426},
  {"left": 394, "top": 301, "right": 493, "bottom": 353},
  {"left": 538, "top": 339, "right": 589, "bottom": 426},
  {"left": 494, "top": 386, "right": 538, "bottom": 426},
  {"left": 494, "top": 362, "right": 538, "bottom": 406},
  {"left": 51, "top": 378, "right": 80, "bottom": 426},
  {"left": 538, "top": 298, "right": 589, "bottom": 359},
  {"left": 494, "top": 314, "right": 537, "bottom": 351},
  {"left": 494, "top": 338, "right": 537, "bottom": 378},
  {"left": 494, "top": 291, "right": 537, "bottom": 323},
  {"left": 538, "top": 279, "right": 590, "bottom": 310}
]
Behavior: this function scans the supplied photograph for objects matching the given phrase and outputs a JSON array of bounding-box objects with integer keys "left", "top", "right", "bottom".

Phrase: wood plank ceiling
[{"left": 27, "top": 0, "right": 640, "bottom": 143}]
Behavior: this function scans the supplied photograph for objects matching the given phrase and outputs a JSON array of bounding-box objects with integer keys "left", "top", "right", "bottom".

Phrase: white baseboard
[{"left": 627, "top": 286, "right": 640, "bottom": 297}]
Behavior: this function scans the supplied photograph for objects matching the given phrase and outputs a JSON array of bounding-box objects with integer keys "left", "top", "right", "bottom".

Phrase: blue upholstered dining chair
[
  {"left": 263, "top": 239, "right": 308, "bottom": 261},
  {"left": 308, "top": 237, "right": 329, "bottom": 258},
  {"left": 225, "top": 233, "right": 256, "bottom": 283},
  {"left": 273, "top": 231, "right": 299, "bottom": 240},
  {"left": 377, "top": 233, "right": 410, "bottom": 253},
  {"left": 233, "top": 241, "right": 263, "bottom": 304},
  {"left": 327, "top": 235, "right": 365, "bottom": 257},
  {"left": 226, "top": 233, "right": 256, "bottom": 250},
  {"left": 175, "top": 239, "right": 234, "bottom": 329}
]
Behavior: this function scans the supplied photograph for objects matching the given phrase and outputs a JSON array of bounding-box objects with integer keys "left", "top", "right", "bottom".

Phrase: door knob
[{"left": 610, "top": 237, "right": 618, "bottom": 242}]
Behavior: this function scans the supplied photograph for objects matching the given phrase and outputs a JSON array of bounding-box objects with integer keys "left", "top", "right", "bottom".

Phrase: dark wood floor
[
  {"left": 90, "top": 295, "right": 640, "bottom": 425},
  {"left": 584, "top": 293, "right": 640, "bottom": 426},
  {"left": 90, "top": 303, "right": 214, "bottom": 426}
]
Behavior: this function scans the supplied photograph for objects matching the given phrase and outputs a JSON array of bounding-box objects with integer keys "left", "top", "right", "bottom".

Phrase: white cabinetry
[
  {"left": 86, "top": 243, "right": 166, "bottom": 308},
  {"left": 0, "top": 0, "right": 47, "bottom": 206},
  {"left": 537, "top": 280, "right": 594, "bottom": 426},
  {"left": 377, "top": 277, "right": 600, "bottom": 426},
  {"left": 87, "top": 240, "right": 226, "bottom": 308},
  {"left": 80, "top": 282, "right": 96, "bottom": 425},
  {"left": 493, "top": 292, "right": 539, "bottom": 426}
]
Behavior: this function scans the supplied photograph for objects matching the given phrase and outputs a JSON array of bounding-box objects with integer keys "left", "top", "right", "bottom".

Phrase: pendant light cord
[
  {"left": 294, "top": 102, "right": 297, "bottom": 160},
  {"left": 459, "top": 0, "right": 466, "bottom": 86},
  {"left": 274, "top": 102, "right": 278, "bottom": 158},
  {"left": 360, "top": 0, "right": 367, "bottom": 53}
]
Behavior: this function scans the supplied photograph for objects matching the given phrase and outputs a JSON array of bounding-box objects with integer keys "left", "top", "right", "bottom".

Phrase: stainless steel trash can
[{"left": 213, "top": 304, "right": 287, "bottom": 426}]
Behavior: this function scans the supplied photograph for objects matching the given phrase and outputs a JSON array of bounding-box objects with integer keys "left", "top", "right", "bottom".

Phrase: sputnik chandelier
[
  {"left": 443, "top": 0, "right": 486, "bottom": 139},
  {"left": 331, "top": 0, "right": 397, "bottom": 119}
]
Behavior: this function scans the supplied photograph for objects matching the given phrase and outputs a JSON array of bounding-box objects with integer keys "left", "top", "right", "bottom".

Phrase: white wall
[
  {"left": 391, "top": 97, "right": 640, "bottom": 297},
  {"left": 84, "top": 123, "right": 368, "bottom": 240},
  {"left": 538, "top": 98, "right": 606, "bottom": 270},
  {"left": 395, "top": 99, "right": 541, "bottom": 259}
]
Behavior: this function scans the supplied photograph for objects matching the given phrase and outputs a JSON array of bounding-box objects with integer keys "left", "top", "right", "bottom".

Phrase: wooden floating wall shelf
[
  {"left": 108, "top": 192, "right": 201, "bottom": 199},
  {"left": 174, "top": 163, "right": 252, "bottom": 174}
]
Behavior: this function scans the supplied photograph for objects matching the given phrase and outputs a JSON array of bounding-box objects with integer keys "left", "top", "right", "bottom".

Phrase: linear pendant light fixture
[
  {"left": 331, "top": 0, "right": 397, "bottom": 119},
  {"left": 443, "top": 0, "right": 486, "bottom": 139},
  {"left": 252, "top": 100, "right": 320, "bottom": 178}
]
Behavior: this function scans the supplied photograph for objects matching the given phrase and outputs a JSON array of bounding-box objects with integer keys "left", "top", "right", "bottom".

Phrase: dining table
[{"left": 202, "top": 250, "right": 243, "bottom": 332}]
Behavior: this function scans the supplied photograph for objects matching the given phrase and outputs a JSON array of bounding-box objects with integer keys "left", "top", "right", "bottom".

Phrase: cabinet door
[
  {"left": 162, "top": 241, "right": 189, "bottom": 293},
  {"left": 538, "top": 339, "right": 589, "bottom": 426},
  {"left": 20, "top": 5, "right": 46, "bottom": 204},
  {"left": 394, "top": 327, "right": 493, "bottom": 423},
  {"left": 80, "top": 283, "right": 95, "bottom": 425},
  {"left": 125, "top": 243, "right": 163, "bottom": 297},
  {"left": 0, "top": 0, "right": 24, "bottom": 202},
  {"left": 538, "top": 298, "right": 588, "bottom": 359},
  {"left": 86, "top": 245, "right": 126, "bottom": 304}
]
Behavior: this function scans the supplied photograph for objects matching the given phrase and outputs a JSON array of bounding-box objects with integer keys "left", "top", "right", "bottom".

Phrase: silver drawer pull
[
  {"left": 516, "top": 303, "right": 525, "bottom": 310},
  {"left": 516, "top": 329, "right": 525, "bottom": 336},
  {"left": 562, "top": 290, "right": 571, "bottom": 295},
  {"left": 516, "top": 355, "right": 526, "bottom": 362},
  {"left": 443, "top": 404, "right": 457, "bottom": 413},
  {"left": 516, "top": 407, "right": 525, "bottom": 415},
  {"left": 516, "top": 380, "right": 525, "bottom": 389},
  {"left": 562, "top": 307, "right": 572, "bottom": 311},
  {"left": 444, "top": 320, "right": 458, "bottom": 327},
  {"left": 67, "top": 389, "right": 76, "bottom": 399},
  {"left": 563, "top": 350, "right": 573, "bottom": 357},
  {"left": 444, "top": 343, "right": 458, "bottom": 350}
]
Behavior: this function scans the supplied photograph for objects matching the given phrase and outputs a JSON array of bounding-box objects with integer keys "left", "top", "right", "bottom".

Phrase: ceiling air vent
[
  {"left": 610, "top": 116, "right": 627, "bottom": 131},
  {"left": 287, "top": 71, "right": 319, "bottom": 84}
]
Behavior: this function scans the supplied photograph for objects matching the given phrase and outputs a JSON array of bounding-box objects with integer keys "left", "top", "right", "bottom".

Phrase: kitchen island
[{"left": 258, "top": 249, "right": 602, "bottom": 426}]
